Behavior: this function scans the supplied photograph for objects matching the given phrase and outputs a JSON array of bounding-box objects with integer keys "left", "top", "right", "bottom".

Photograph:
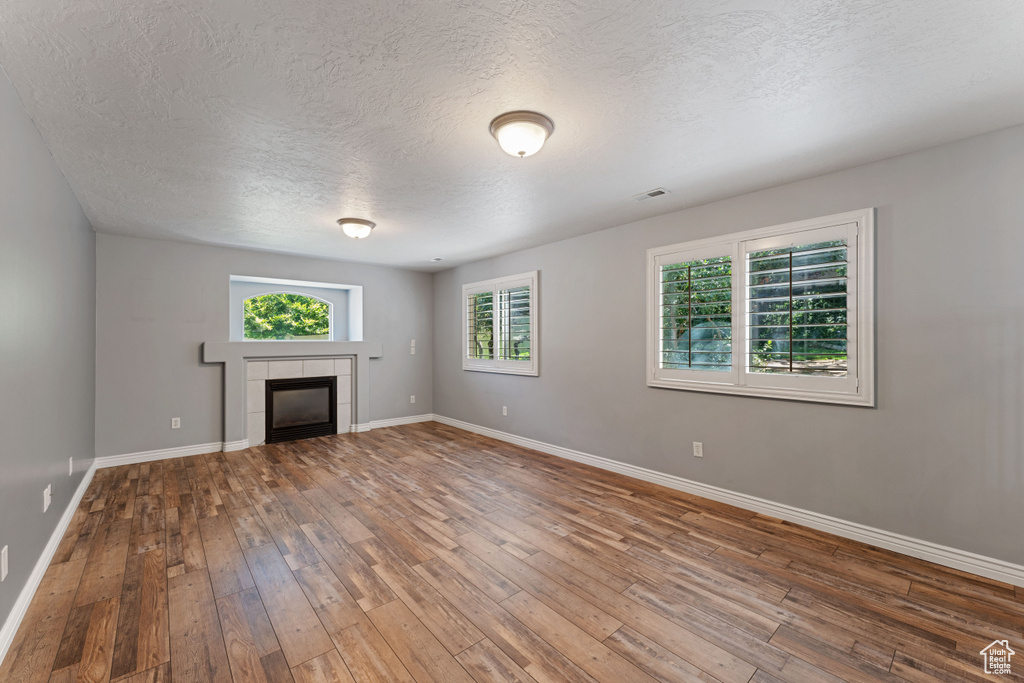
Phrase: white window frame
[
  {"left": 463, "top": 271, "right": 539, "bottom": 376},
  {"left": 647, "top": 208, "right": 874, "bottom": 406}
]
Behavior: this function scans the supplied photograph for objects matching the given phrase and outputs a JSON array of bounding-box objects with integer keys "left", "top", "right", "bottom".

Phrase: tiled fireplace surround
[
  {"left": 201, "top": 341, "right": 383, "bottom": 450},
  {"left": 245, "top": 357, "right": 353, "bottom": 446}
]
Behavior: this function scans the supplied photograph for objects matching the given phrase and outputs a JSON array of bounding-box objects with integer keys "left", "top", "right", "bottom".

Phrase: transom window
[
  {"left": 463, "top": 271, "right": 538, "bottom": 376},
  {"left": 230, "top": 275, "right": 363, "bottom": 342},
  {"left": 648, "top": 209, "right": 874, "bottom": 406}
]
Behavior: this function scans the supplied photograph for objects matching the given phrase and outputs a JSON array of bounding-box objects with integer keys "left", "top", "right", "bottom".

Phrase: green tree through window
[{"left": 244, "top": 293, "right": 330, "bottom": 340}]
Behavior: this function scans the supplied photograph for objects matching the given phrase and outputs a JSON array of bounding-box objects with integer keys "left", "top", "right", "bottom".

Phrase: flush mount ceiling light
[
  {"left": 489, "top": 110, "right": 554, "bottom": 158},
  {"left": 336, "top": 218, "right": 375, "bottom": 239}
]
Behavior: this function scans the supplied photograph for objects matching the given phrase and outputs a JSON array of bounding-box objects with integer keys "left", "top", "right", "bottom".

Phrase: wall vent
[{"left": 632, "top": 187, "right": 668, "bottom": 202}]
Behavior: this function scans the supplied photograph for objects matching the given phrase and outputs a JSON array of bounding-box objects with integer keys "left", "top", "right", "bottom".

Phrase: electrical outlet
[
  {"left": 502, "top": 406, "right": 507, "bottom": 416},
  {"left": 410, "top": 339, "right": 416, "bottom": 355},
  {"left": 410, "top": 395, "right": 416, "bottom": 404},
  {"left": 1, "top": 545, "right": 8, "bottom": 582},
  {"left": 171, "top": 417, "right": 181, "bottom": 429},
  {"left": 43, "top": 484, "right": 52, "bottom": 512},
  {"left": 69, "top": 457, "right": 74, "bottom": 477},
  {"left": 693, "top": 442, "right": 703, "bottom": 458}
]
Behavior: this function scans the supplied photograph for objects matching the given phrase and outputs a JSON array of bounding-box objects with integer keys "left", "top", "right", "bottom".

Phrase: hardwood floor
[{"left": 2, "top": 422, "right": 1022, "bottom": 682}]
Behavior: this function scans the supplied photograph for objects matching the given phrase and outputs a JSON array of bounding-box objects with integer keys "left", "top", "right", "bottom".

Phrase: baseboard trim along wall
[
  {"left": 95, "top": 414, "right": 438, "bottom": 466},
  {"left": 0, "top": 461, "right": 99, "bottom": 668},
  {"left": 431, "top": 414, "right": 1024, "bottom": 588},
  {"left": 361, "top": 414, "right": 436, "bottom": 432},
  {"left": 94, "top": 441, "right": 226, "bottom": 468}
]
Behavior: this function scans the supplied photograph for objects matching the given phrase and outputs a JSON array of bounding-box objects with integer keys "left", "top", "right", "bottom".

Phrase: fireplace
[{"left": 265, "top": 376, "right": 337, "bottom": 443}]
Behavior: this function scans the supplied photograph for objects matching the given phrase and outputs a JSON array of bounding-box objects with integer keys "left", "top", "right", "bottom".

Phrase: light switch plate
[{"left": 1, "top": 545, "right": 8, "bottom": 582}]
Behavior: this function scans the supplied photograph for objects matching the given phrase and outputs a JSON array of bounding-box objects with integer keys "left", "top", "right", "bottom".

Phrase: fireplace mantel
[{"left": 201, "top": 341, "right": 383, "bottom": 449}]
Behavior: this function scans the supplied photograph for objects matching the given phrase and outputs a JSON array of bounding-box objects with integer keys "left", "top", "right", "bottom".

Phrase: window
[
  {"left": 463, "top": 271, "right": 538, "bottom": 375},
  {"left": 648, "top": 209, "right": 874, "bottom": 405},
  {"left": 229, "top": 275, "right": 364, "bottom": 342},
  {"left": 244, "top": 292, "right": 331, "bottom": 340}
]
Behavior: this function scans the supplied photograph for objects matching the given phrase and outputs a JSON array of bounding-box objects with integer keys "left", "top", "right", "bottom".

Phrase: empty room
[{"left": 1, "top": 1, "right": 1022, "bottom": 682}]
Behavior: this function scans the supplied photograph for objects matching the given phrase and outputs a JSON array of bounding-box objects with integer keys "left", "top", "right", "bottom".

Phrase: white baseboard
[
  {"left": 432, "top": 415, "right": 1024, "bottom": 588},
  {"left": 367, "top": 414, "right": 435, "bottom": 430},
  {"left": 0, "top": 460, "right": 98, "bottom": 668},
  {"left": 351, "top": 414, "right": 435, "bottom": 433},
  {"left": 96, "top": 416, "right": 435, "bottom": 466},
  {"left": 94, "top": 441, "right": 225, "bottom": 469}
]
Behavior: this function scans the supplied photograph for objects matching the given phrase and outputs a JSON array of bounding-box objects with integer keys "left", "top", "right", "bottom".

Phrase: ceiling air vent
[{"left": 632, "top": 188, "right": 668, "bottom": 202}]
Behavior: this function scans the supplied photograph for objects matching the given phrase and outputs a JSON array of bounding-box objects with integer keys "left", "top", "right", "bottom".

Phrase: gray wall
[
  {"left": 96, "top": 235, "right": 432, "bottom": 457},
  {"left": 433, "top": 125, "right": 1024, "bottom": 566},
  {"left": 0, "top": 70, "right": 95, "bottom": 624}
]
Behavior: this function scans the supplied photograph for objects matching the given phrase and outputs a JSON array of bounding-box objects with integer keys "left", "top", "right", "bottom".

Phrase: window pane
[
  {"left": 499, "top": 286, "right": 531, "bottom": 361},
  {"left": 243, "top": 293, "right": 330, "bottom": 340},
  {"left": 660, "top": 256, "right": 732, "bottom": 371},
  {"left": 747, "top": 240, "right": 848, "bottom": 376},
  {"left": 467, "top": 292, "right": 494, "bottom": 360}
]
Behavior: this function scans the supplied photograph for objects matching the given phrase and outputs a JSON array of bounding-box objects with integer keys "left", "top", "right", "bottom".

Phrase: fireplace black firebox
[{"left": 265, "top": 376, "right": 337, "bottom": 444}]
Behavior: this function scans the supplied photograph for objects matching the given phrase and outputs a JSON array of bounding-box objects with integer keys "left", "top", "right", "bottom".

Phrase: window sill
[
  {"left": 463, "top": 364, "right": 538, "bottom": 377},
  {"left": 240, "top": 338, "right": 336, "bottom": 342},
  {"left": 647, "top": 377, "right": 874, "bottom": 407}
]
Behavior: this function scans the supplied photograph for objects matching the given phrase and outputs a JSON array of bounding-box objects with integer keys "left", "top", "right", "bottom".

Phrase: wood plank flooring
[{"left": 2, "top": 422, "right": 1022, "bottom": 682}]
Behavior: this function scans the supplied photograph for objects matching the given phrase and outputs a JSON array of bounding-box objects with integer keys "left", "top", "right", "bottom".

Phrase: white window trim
[
  {"left": 647, "top": 208, "right": 875, "bottom": 407},
  {"left": 463, "top": 271, "right": 539, "bottom": 376}
]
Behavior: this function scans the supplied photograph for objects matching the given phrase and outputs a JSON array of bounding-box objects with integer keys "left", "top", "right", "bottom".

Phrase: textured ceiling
[{"left": 1, "top": 1, "right": 1022, "bottom": 269}]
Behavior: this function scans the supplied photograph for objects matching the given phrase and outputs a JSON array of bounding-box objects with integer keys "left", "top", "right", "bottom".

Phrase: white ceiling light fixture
[
  {"left": 337, "top": 217, "right": 375, "bottom": 239},
  {"left": 489, "top": 111, "right": 554, "bottom": 158}
]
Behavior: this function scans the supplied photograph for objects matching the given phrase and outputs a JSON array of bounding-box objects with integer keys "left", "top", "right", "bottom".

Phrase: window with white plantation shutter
[
  {"left": 653, "top": 248, "right": 736, "bottom": 385},
  {"left": 660, "top": 257, "right": 733, "bottom": 371},
  {"left": 746, "top": 232, "right": 849, "bottom": 377},
  {"left": 500, "top": 285, "right": 532, "bottom": 362},
  {"left": 648, "top": 210, "right": 874, "bottom": 406},
  {"left": 466, "top": 291, "right": 494, "bottom": 360},
  {"left": 463, "top": 271, "right": 538, "bottom": 375}
]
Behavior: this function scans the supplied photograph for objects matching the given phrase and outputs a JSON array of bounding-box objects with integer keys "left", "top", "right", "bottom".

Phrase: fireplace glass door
[
  {"left": 272, "top": 386, "right": 331, "bottom": 428},
  {"left": 265, "top": 376, "right": 337, "bottom": 443}
]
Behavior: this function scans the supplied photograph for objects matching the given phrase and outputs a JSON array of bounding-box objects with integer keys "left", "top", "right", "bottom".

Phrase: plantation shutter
[
  {"left": 651, "top": 244, "right": 737, "bottom": 384},
  {"left": 463, "top": 271, "right": 538, "bottom": 375},
  {"left": 648, "top": 209, "right": 872, "bottom": 405},
  {"left": 741, "top": 223, "right": 859, "bottom": 393},
  {"left": 499, "top": 285, "right": 531, "bottom": 361},
  {"left": 466, "top": 290, "right": 494, "bottom": 360},
  {"left": 747, "top": 240, "right": 848, "bottom": 376}
]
